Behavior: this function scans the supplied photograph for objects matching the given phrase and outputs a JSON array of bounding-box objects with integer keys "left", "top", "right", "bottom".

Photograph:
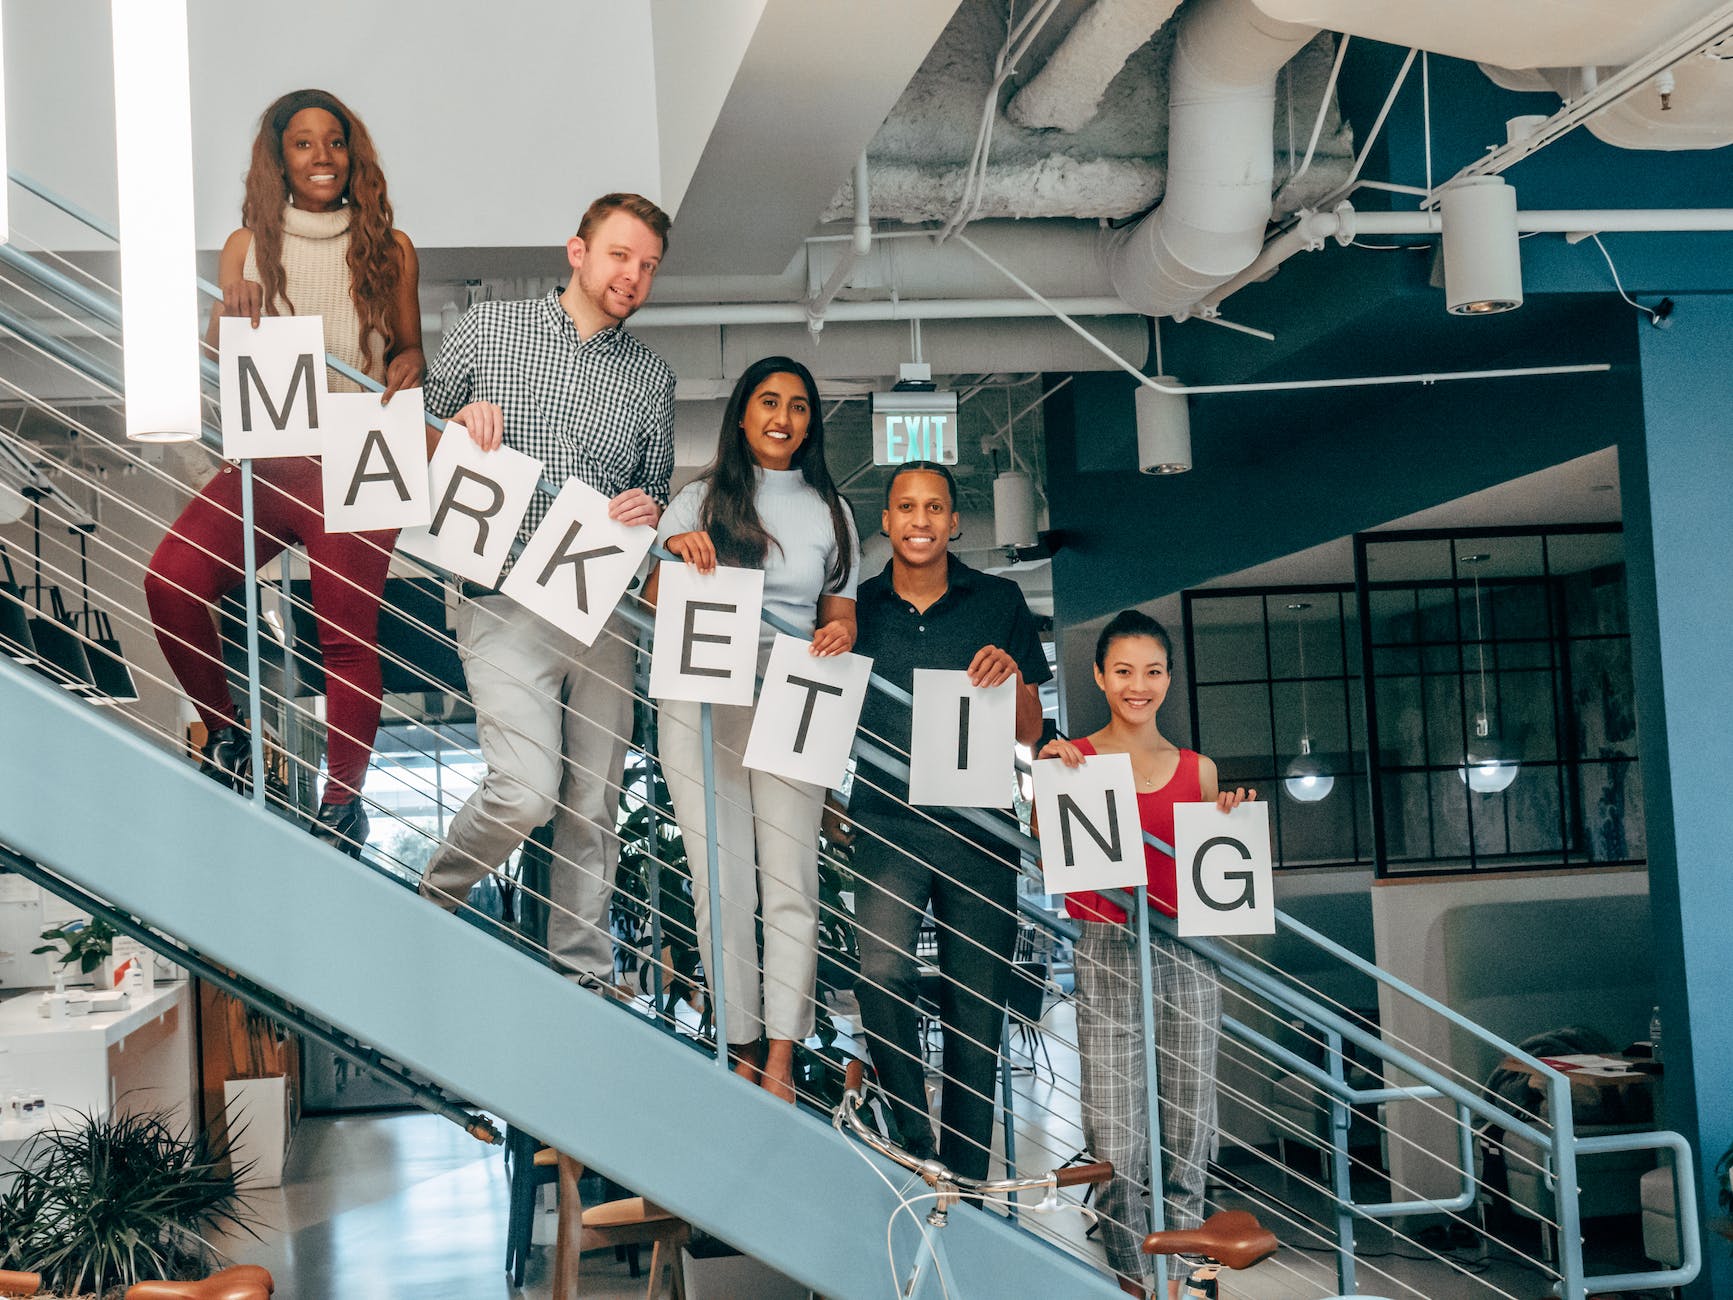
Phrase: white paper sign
[
  {"left": 1032, "top": 753, "right": 1145, "bottom": 895},
  {"left": 219, "top": 315, "right": 329, "bottom": 459},
  {"left": 501, "top": 479, "right": 654, "bottom": 644},
  {"left": 742, "top": 632, "right": 871, "bottom": 790},
  {"left": 397, "top": 424, "right": 542, "bottom": 587},
  {"left": 1173, "top": 801, "right": 1274, "bottom": 937},
  {"left": 319, "top": 389, "right": 432, "bottom": 532},
  {"left": 908, "top": 671, "right": 1015, "bottom": 808},
  {"left": 647, "top": 563, "right": 766, "bottom": 706}
]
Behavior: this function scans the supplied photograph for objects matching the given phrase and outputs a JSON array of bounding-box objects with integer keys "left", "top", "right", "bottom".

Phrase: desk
[
  {"left": 0, "top": 983, "right": 196, "bottom": 1129},
  {"left": 1496, "top": 1052, "right": 1658, "bottom": 1126}
]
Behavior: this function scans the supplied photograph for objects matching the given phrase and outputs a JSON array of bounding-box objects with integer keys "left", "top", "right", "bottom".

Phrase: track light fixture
[
  {"left": 1136, "top": 383, "right": 1191, "bottom": 475},
  {"left": 1441, "top": 177, "right": 1523, "bottom": 316}
]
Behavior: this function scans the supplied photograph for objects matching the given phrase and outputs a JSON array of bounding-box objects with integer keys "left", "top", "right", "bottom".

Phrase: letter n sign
[
  {"left": 1032, "top": 753, "right": 1145, "bottom": 895},
  {"left": 1173, "top": 802, "right": 1274, "bottom": 937},
  {"left": 219, "top": 316, "right": 329, "bottom": 459}
]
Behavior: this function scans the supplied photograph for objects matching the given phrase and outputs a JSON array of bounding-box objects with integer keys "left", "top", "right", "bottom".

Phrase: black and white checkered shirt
[{"left": 424, "top": 289, "right": 676, "bottom": 546}]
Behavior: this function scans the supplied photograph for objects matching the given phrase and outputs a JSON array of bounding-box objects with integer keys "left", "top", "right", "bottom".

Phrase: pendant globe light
[
  {"left": 1283, "top": 602, "right": 1334, "bottom": 803},
  {"left": 1457, "top": 554, "right": 1519, "bottom": 794}
]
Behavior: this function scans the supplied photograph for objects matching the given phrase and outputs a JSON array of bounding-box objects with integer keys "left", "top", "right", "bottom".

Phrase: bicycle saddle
[
  {"left": 125, "top": 1265, "right": 275, "bottom": 1300},
  {"left": 1141, "top": 1210, "right": 1279, "bottom": 1270},
  {"left": 0, "top": 1270, "right": 40, "bottom": 1296}
]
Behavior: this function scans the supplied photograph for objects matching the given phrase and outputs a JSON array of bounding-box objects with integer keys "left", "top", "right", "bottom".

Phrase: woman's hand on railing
[
  {"left": 664, "top": 530, "right": 717, "bottom": 573},
  {"left": 1037, "top": 737, "right": 1085, "bottom": 768}
]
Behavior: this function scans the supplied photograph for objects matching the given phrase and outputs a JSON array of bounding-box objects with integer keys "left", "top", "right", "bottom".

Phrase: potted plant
[
  {"left": 0, "top": 1108, "right": 256, "bottom": 1297},
  {"left": 30, "top": 918, "right": 116, "bottom": 985}
]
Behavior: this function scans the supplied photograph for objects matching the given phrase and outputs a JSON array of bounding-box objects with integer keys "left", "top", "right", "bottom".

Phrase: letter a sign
[
  {"left": 1173, "top": 802, "right": 1274, "bottom": 937},
  {"left": 1031, "top": 753, "right": 1145, "bottom": 895},
  {"left": 219, "top": 316, "right": 329, "bottom": 459},
  {"left": 320, "top": 389, "right": 432, "bottom": 532}
]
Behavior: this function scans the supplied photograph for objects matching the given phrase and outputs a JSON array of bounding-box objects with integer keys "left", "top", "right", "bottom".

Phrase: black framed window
[
  {"left": 1183, "top": 585, "right": 1371, "bottom": 870},
  {"left": 1356, "top": 525, "right": 1641, "bottom": 879}
]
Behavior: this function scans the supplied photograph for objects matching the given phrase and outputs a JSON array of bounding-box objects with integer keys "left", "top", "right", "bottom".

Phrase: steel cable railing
[
  {"left": 0, "top": 289, "right": 1587, "bottom": 1296},
  {"left": 1, "top": 171, "right": 1704, "bottom": 1299}
]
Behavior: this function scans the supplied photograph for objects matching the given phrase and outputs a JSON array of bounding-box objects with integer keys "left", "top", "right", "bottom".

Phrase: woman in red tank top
[{"left": 1038, "top": 610, "right": 1253, "bottom": 1299}]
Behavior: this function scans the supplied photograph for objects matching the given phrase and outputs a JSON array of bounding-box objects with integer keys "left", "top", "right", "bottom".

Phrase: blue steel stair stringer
[{"left": 0, "top": 662, "right": 1119, "bottom": 1300}]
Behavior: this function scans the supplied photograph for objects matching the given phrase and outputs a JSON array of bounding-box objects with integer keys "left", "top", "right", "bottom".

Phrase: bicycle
[{"left": 835, "top": 1058, "right": 1114, "bottom": 1295}]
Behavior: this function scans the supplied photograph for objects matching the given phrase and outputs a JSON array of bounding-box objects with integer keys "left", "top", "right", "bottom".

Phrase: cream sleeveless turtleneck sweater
[{"left": 242, "top": 205, "right": 386, "bottom": 392}]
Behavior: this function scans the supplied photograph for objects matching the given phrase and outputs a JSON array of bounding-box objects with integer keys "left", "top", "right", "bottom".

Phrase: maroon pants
[{"left": 144, "top": 457, "right": 395, "bottom": 805}]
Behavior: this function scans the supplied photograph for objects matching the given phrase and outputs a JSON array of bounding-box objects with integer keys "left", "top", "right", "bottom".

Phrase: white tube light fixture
[
  {"left": 111, "top": 0, "right": 202, "bottom": 442},
  {"left": 1136, "top": 381, "right": 1191, "bottom": 474},
  {"left": 1441, "top": 176, "right": 1523, "bottom": 316}
]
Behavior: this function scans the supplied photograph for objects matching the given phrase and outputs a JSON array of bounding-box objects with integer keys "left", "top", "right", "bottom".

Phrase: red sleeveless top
[{"left": 1062, "top": 741, "right": 1202, "bottom": 924}]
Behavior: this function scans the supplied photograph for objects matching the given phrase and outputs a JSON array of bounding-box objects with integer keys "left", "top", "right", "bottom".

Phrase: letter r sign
[{"left": 1172, "top": 802, "right": 1275, "bottom": 937}]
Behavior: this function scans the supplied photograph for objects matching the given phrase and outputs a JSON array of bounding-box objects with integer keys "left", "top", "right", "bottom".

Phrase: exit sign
[{"left": 872, "top": 389, "right": 959, "bottom": 465}]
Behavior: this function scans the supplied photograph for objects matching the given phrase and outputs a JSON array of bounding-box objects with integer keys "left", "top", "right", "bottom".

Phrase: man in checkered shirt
[{"left": 418, "top": 193, "right": 674, "bottom": 992}]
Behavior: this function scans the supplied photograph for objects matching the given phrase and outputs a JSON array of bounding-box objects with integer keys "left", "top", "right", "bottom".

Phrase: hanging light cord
[
  {"left": 1293, "top": 607, "right": 1310, "bottom": 740},
  {"left": 1472, "top": 567, "right": 1489, "bottom": 722}
]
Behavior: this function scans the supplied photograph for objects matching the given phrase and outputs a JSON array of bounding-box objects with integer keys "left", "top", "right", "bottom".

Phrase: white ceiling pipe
[
  {"left": 629, "top": 295, "right": 1136, "bottom": 329},
  {"left": 806, "top": 153, "right": 873, "bottom": 333},
  {"left": 1006, "top": 0, "right": 1185, "bottom": 132},
  {"left": 1105, "top": 0, "right": 1317, "bottom": 318}
]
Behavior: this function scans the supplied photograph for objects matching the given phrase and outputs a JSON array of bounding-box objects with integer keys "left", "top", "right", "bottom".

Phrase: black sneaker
[{"left": 199, "top": 724, "right": 252, "bottom": 792}]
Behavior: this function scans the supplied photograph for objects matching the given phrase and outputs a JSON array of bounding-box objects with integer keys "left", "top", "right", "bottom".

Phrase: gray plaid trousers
[{"left": 1075, "top": 921, "right": 1222, "bottom": 1284}]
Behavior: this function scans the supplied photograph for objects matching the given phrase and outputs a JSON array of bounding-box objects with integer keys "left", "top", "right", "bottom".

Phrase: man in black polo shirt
[{"left": 850, "top": 461, "right": 1049, "bottom": 1180}]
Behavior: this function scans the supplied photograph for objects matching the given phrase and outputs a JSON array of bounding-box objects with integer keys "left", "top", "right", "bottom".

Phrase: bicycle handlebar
[{"left": 833, "top": 1057, "right": 1112, "bottom": 1201}]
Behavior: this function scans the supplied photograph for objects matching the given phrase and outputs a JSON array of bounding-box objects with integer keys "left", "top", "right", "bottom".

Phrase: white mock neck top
[{"left": 242, "top": 205, "right": 385, "bottom": 391}]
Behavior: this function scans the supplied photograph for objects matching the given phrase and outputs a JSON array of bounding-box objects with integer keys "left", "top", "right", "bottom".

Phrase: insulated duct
[
  {"left": 1105, "top": 0, "right": 1317, "bottom": 318},
  {"left": 1007, "top": 0, "right": 1184, "bottom": 132}
]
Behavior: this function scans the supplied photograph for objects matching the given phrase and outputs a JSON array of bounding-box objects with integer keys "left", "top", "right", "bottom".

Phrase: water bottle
[{"left": 1649, "top": 1005, "right": 1663, "bottom": 1065}]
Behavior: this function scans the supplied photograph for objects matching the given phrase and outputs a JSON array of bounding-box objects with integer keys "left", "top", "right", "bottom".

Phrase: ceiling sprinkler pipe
[{"left": 807, "top": 153, "right": 873, "bottom": 335}]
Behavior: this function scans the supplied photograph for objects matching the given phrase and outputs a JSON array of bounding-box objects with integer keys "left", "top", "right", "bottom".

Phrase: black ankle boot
[
  {"left": 198, "top": 724, "right": 252, "bottom": 791},
  {"left": 310, "top": 799, "right": 369, "bottom": 859}
]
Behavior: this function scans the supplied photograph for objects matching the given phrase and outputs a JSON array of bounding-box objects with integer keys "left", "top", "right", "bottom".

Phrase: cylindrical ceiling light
[
  {"left": 993, "top": 471, "right": 1037, "bottom": 549},
  {"left": 111, "top": 0, "right": 202, "bottom": 442},
  {"left": 1440, "top": 177, "right": 1523, "bottom": 316},
  {"left": 1136, "top": 382, "right": 1191, "bottom": 475}
]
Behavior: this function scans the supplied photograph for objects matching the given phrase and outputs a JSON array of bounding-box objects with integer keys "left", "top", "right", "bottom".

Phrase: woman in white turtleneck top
[
  {"left": 144, "top": 89, "right": 421, "bottom": 858},
  {"left": 646, "top": 355, "right": 860, "bottom": 1103}
]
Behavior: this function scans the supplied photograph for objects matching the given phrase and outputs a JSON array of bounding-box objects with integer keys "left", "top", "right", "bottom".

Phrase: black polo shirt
[{"left": 851, "top": 554, "right": 1050, "bottom": 820}]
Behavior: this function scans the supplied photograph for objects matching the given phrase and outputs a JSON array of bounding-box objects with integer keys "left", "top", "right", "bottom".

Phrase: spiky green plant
[{"left": 0, "top": 1108, "right": 257, "bottom": 1295}]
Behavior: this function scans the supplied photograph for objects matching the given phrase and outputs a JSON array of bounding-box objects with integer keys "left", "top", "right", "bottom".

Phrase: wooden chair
[{"left": 534, "top": 1147, "right": 690, "bottom": 1299}]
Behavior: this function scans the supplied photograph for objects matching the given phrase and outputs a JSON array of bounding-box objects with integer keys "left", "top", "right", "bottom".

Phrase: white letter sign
[
  {"left": 1032, "top": 753, "right": 1145, "bottom": 895},
  {"left": 219, "top": 315, "right": 329, "bottom": 459},
  {"left": 648, "top": 563, "right": 765, "bottom": 706},
  {"left": 1173, "top": 801, "right": 1274, "bottom": 937},
  {"left": 398, "top": 424, "right": 542, "bottom": 587},
  {"left": 742, "top": 633, "right": 871, "bottom": 790},
  {"left": 320, "top": 389, "right": 432, "bottom": 533},
  {"left": 501, "top": 479, "right": 654, "bottom": 644},
  {"left": 908, "top": 670, "right": 1014, "bottom": 809}
]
